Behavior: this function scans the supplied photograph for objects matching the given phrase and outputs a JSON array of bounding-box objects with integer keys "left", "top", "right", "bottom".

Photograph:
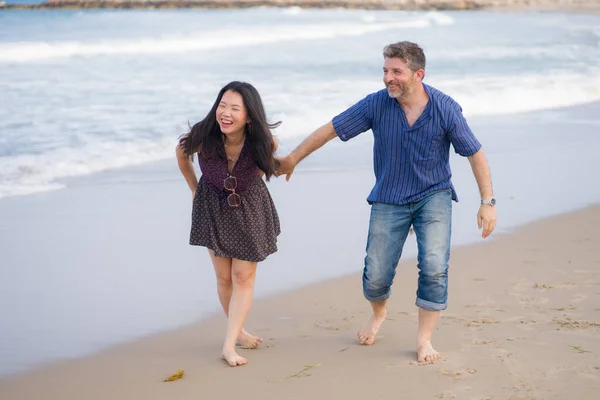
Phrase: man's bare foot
[
  {"left": 417, "top": 340, "right": 440, "bottom": 363},
  {"left": 237, "top": 329, "right": 263, "bottom": 349},
  {"left": 357, "top": 310, "right": 387, "bottom": 345},
  {"left": 221, "top": 349, "right": 248, "bottom": 367}
]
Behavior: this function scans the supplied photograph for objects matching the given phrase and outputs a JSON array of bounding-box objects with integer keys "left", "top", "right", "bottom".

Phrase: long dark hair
[{"left": 179, "top": 81, "right": 281, "bottom": 180}]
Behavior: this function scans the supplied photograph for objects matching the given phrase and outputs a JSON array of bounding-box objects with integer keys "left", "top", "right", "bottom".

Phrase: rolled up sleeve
[
  {"left": 448, "top": 104, "right": 481, "bottom": 157},
  {"left": 332, "top": 95, "right": 373, "bottom": 142}
]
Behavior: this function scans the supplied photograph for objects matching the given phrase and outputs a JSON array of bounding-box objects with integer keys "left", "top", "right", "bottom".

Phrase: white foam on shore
[
  {"left": 0, "top": 17, "right": 438, "bottom": 63},
  {"left": 1, "top": 69, "right": 600, "bottom": 200},
  {"left": 434, "top": 70, "right": 600, "bottom": 117},
  {"left": 282, "top": 6, "right": 303, "bottom": 15},
  {"left": 425, "top": 11, "right": 454, "bottom": 26},
  {"left": 430, "top": 44, "right": 588, "bottom": 61},
  {"left": 0, "top": 136, "right": 177, "bottom": 199}
]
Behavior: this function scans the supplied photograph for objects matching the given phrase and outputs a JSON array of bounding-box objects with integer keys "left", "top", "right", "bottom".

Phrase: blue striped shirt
[{"left": 332, "top": 84, "right": 481, "bottom": 205}]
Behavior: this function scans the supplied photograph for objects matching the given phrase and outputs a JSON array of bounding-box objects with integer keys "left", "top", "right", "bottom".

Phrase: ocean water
[
  {"left": 1, "top": 8, "right": 600, "bottom": 198},
  {"left": 1, "top": 7, "right": 600, "bottom": 377}
]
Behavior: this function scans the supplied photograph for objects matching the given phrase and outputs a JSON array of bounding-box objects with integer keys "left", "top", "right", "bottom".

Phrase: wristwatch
[{"left": 481, "top": 197, "right": 496, "bottom": 207}]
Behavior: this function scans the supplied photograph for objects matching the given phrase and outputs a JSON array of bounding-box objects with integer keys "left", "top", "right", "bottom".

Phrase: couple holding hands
[{"left": 176, "top": 41, "right": 497, "bottom": 367}]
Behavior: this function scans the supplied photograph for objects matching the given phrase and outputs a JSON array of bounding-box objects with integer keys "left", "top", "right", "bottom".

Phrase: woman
[{"left": 176, "top": 81, "right": 281, "bottom": 367}]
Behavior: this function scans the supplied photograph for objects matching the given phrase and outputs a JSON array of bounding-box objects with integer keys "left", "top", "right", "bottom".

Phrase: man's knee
[
  {"left": 419, "top": 255, "right": 448, "bottom": 277},
  {"left": 362, "top": 256, "right": 394, "bottom": 302}
]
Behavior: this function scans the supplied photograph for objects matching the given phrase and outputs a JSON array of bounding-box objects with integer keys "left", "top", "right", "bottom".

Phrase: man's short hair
[{"left": 383, "top": 41, "right": 426, "bottom": 72}]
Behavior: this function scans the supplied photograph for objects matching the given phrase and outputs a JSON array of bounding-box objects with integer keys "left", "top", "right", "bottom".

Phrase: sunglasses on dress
[{"left": 224, "top": 176, "right": 241, "bottom": 207}]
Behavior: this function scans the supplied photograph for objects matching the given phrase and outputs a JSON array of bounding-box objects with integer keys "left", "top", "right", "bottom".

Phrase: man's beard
[{"left": 386, "top": 80, "right": 414, "bottom": 99}]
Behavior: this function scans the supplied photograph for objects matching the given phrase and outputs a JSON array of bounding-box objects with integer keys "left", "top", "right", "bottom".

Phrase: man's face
[{"left": 383, "top": 57, "right": 420, "bottom": 100}]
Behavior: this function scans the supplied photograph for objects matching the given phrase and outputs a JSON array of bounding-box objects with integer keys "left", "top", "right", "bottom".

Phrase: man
[{"left": 276, "top": 41, "right": 497, "bottom": 363}]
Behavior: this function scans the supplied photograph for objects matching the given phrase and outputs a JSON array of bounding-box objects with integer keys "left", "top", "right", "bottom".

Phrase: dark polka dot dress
[{"left": 189, "top": 138, "right": 280, "bottom": 262}]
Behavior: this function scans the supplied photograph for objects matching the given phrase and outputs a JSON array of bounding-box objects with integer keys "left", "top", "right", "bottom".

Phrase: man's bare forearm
[
  {"left": 467, "top": 149, "right": 493, "bottom": 199},
  {"left": 290, "top": 121, "right": 338, "bottom": 165}
]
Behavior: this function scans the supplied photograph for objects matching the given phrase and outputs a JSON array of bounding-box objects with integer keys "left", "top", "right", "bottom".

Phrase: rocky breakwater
[
  {"left": 1, "top": 0, "right": 599, "bottom": 13},
  {"left": 0, "top": 0, "right": 481, "bottom": 10}
]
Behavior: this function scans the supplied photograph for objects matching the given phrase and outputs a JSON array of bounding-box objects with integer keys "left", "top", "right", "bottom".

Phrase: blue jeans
[{"left": 362, "top": 189, "right": 452, "bottom": 311}]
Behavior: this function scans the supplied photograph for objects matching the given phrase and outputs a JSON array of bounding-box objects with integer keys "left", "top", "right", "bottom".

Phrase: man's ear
[{"left": 415, "top": 69, "right": 425, "bottom": 82}]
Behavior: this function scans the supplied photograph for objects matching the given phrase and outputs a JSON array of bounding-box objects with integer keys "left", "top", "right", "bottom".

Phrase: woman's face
[{"left": 216, "top": 90, "right": 249, "bottom": 137}]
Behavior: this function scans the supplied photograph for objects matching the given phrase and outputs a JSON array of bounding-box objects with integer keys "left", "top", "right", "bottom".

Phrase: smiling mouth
[{"left": 220, "top": 119, "right": 233, "bottom": 127}]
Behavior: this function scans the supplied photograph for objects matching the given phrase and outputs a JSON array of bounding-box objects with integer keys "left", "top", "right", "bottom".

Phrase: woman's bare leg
[
  {"left": 209, "top": 250, "right": 263, "bottom": 350},
  {"left": 219, "top": 257, "right": 258, "bottom": 367}
]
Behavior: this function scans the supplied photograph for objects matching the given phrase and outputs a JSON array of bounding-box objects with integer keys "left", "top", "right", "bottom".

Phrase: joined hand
[{"left": 275, "top": 155, "right": 296, "bottom": 181}]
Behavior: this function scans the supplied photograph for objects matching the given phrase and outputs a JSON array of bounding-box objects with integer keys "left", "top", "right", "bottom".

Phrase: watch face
[{"left": 490, "top": 198, "right": 496, "bottom": 206}]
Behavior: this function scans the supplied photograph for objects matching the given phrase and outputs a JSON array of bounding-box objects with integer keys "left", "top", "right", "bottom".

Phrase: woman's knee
[
  {"left": 215, "top": 273, "right": 233, "bottom": 288},
  {"left": 232, "top": 264, "right": 257, "bottom": 287}
]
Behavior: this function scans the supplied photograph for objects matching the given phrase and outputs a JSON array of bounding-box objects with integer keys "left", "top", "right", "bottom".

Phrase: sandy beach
[{"left": 1, "top": 203, "right": 599, "bottom": 399}]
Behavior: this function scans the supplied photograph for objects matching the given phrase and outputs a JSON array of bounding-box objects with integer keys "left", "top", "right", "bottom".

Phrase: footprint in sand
[
  {"left": 471, "top": 339, "right": 494, "bottom": 345},
  {"left": 313, "top": 320, "right": 344, "bottom": 331},
  {"left": 506, "top": 336, "right": 533, "bottom": 341},
  {"left": 493, "top": 351, "right": 515, "bottom": 363},
  {"left": 551, "top": 318, "right": 600, "bottom": 329},
  {"left": 464, "top": 317, "right": 499, "bottom": 327},
  {"left": 438, "top": 368, "right": 477, "bottom": 382},
  {"left": 533, "top": 283, "right": 554, "bottom": 289},
  {"left": 442, "top": 315, "right": 459, "bottom": 319},
  {"left": 409, "top": 360, "right": 439, "bottom": 366},
  {"left": 440, "top": 315, "right": 462, "bottom": 327},
  {"left": 557, "top": 281, "right": 579, "bottom": 288},
  {"left": 493, "top": 349, "right": 539, "bottom": 398},
  {"left": 579, "top": 365, "right": 600, "bottom": 376},
  {"left": 570, "top": 293, "right": 588, "bottom": 304},
  {"left": 287, "top": 364, "right": 321, "bottom": 379},
  {"left": 508, "top": 292, "right": 535, "bottom": 307},
  {"left": 550, "top": 306, "right": 577, "bottom": 311},
  {"left": 519, "top": 318, "right": 538, "bottom": 325}
]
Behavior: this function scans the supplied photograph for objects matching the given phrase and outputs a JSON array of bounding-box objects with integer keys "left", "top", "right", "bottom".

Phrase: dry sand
[{"left": 1, "top": 205, "right": 599, "bottom": 400}]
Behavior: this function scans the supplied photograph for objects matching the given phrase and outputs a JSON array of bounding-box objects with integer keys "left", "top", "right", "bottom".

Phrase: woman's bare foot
[
  {"left": 417, "top": 340, "right": 440, "bottom": 363},
  {"left": 221, "top": 349, "right": 248, "bottom": 367},
  {"left": 237, "top": 329, "right": 263, "bottom": 349},
  {"left": 357, "top": 310, "right": 387, "bottom": 345}
]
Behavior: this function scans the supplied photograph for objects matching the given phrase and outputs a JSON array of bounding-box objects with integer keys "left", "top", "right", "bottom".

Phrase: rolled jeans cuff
[{"left": 416, "top": 297, "right": 447, "bottom": 311}]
